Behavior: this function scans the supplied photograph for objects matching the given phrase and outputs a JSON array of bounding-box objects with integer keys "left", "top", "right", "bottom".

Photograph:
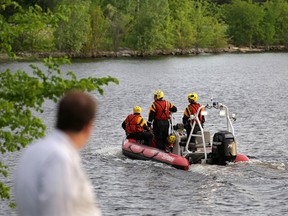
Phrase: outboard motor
[{"left": 211, "top": 131, "right": 237, "bottom": 165}]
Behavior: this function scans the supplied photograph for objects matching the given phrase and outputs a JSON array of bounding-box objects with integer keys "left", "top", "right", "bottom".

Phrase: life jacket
[
  {"left": 125, "top": 114, "right": 144, "bottom": 134},
  {"left": 187, "top": 103, "right": 203, "bottom": 124},
  {"left": 154, "top": 100, "right": 170, "bottom": 120}
]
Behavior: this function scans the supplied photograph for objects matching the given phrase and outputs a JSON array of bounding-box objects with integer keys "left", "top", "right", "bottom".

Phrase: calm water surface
[{"left": 1, "top": 53, "right": 288, "bottom": 216}]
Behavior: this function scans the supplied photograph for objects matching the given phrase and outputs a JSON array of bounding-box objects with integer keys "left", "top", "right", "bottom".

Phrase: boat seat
[
  {"left": 179, "top": 131, "right": 210, "bottom": 147},
  {"left": 179, "top": 141, "right": 191, "bottom": 147},
  {"left": 180, "top": 136, "right": 188, "bottom": 142},
  {"left": 195, "top": 131, "right": 211, "bottom": 148},
  {"left": 185, "top": 152, "right": 205, "bottom": 164},
  {"left": 179, "top": 136, "right": 195, "bottom": 147}
]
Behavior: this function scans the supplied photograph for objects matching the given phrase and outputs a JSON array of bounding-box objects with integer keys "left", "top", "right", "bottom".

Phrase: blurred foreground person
[{"left": 14, "top": 91, "right": 101, "bottom": 216}]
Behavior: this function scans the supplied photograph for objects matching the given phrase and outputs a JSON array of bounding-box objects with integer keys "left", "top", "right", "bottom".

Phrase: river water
[{"left": 1, "top": 53, "right": 288, "bottom": 216}]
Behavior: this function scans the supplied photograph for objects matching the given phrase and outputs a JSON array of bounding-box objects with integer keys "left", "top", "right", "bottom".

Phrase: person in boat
[
  {"left": 182, "top": 92, "right": 205, "bottom": 143},
  {"left": 122, "top": 106, "right": 153, "bottom": 146},
  {"left": 147, "top": 90, "right": 177, "bottom": 151}
]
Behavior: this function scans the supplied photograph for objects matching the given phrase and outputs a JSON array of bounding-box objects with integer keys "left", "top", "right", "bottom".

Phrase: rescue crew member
[
  {"left": 122, "top": 106, "right": 153, "bottom": 146},
  {"left": 147, "top": 90, "right": 177, "bottom": 151},
  {"left": 182, "top": 93, "right": 205, "bottom": 142}
]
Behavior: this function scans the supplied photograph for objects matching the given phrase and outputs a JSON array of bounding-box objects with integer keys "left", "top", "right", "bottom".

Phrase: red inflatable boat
[
  {"left": 122, "top": 138, "right": 190, "bottom": 170},
  {"left": 122, "top": 101, "right": 249, "bottom": 170}
]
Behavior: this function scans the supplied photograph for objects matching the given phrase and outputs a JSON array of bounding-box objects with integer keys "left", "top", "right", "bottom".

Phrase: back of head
[
  {"left": 56, "top": 91, "right": 97, "bottom": 132},
  {"left": 188, "top": 92, "right": 198, "bottom": 102},
  {"left": 154, "top": 90, "right": 164, "bottom": 100},
  {"left": 133, "top": 106, "right": 142, "bottom": 114}
]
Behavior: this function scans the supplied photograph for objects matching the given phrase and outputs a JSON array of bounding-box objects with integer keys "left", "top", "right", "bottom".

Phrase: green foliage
[
  {"left": 0, "top": 56, "right": 118, "bottom": 201},
  {"left": 273, "top": 0, "right": 288, "bottom": 45},
  {"left": 210, "top": 21, "right": 228, "bottom": 48},
  {"left": 8, "top": 4, "right": 59, "bottom": 52},
  {"left": 0, "top": 162, "right": 9, "bottom": 199},
  {"left": 0, "top": 14, "right": 13, "bottom": 57},
  {"left": 191, "top": 0, "right": 223, "bottom": 48},
  {"left": 54, "top": 0, "right": 90, "bottom": 53},
  {"left": 169, "top": 0, "right": 197, "bottom": 49},
  {"left": 0, "top": 1, "right": 19, "bottom": 57},
  {"left": 223, "top": 0, "right": 264, "bottom": 47},
  {"left": 221, "top": 0, "right": 288, "bottom": 47},
  {"left": 254, "top": 0, "right": 283, "bottom": 46},
  {"left": 0, "top": 1, "right": 63, "bottom": 54},
  {"left": 83, "top": 4, "right": 110, "bottom": 52},
  {"left": 2, "top": 0, "right": 288, "bottom": 54},
  {"left": 0, "top": 180, "right": 11, "bottom": 200},
  {"left": 17, "top": 0, "right": 58, "bottom": 11},
  {"left": 168, "top": 0, "right": 227, "bottom": 50},
  {"left": 126, "top": 0, "right": 173, "bottom": 53},
  {"left": 104, "top": 3, "right": 133, "bottom": 51}
]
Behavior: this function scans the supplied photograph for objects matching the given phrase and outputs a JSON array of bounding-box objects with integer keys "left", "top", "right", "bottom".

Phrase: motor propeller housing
[{"left": 211, "top": 131, "right": 237, "bottom": 165}]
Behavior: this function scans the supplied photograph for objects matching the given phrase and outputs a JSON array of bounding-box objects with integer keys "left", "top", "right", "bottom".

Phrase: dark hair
[{"left": 56, "top": 91, "right": 97, "bottom": 132}]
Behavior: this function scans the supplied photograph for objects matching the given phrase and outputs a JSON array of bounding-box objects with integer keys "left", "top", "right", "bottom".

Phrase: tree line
[{"left": 1, "top": 0, "right": 288, "bottom": 56}]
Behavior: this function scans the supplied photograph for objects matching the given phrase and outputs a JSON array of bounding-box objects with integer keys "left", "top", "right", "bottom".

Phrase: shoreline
[{"left": 1, "top": 45, "right": 288, "bottom": 60}]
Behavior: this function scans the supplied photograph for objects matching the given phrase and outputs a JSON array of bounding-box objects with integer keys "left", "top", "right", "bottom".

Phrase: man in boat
[
  {"left": 122, "top": 106, "right": 153, "bottom": 146},
  {"left": 182, "top": 92, "right": 205, "bottom": 143},
  {"left": 147, "top": 90, "right": 177, "bottom": 152}
]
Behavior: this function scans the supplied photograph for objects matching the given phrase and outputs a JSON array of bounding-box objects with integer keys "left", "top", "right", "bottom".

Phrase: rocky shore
[{"left": 1, "top": 45, "right": 288, "bottom": 60}]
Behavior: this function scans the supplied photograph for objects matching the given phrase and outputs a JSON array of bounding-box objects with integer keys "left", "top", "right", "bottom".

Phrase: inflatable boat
[
  {"left": 122, "top": 100, "right": 249, "bottom": 170},
  {"left": 122, "top": 138, "right": 190, "bottom": 170}
]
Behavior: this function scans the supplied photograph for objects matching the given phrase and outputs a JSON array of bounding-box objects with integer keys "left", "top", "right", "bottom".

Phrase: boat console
[{"left": 171, "top": 100, "right": 248, "bottom": 165}]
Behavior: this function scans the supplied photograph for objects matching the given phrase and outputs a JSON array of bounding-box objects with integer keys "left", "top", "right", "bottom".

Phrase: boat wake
[{"left": 248, "top": 159, "right": 286, "bottom": 170}]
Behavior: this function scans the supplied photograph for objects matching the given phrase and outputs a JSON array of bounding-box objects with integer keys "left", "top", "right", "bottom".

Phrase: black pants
[
  {"left": 127, "top": 131, "right": 153, "bottom": 146},
  {"left": 153, "top": 120, "right": 169, "bottom": 150}
]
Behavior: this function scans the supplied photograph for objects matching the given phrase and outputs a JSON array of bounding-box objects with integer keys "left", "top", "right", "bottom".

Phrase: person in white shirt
[{"left": 14, "top": 91, "right": 102, "bottom": 216}]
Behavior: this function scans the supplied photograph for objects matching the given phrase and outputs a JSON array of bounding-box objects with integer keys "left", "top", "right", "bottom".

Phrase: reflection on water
[{"left": 1, "top": 53, "right": 288, "bottom": 216}]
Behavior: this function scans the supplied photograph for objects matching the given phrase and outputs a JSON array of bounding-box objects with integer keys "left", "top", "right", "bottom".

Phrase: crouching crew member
[
  {"left": 147, "top": 90, "right": 177, "bottom": 151},
  {"left": 122, "top": 106, "right": 153, "bottom": 146}
]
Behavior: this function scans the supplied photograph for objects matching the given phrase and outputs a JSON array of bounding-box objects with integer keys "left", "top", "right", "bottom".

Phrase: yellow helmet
[
  {"left": 167, "top": 135, "right": 176, "bottom": 144},
  {"left": 154, "top": 90, "right": 164, "bottom": 99},
  {"left": 188, "top": 93, "right": 198, "bottom": 102},
  {"left": 133, "top": 106, "right": 142, "bottom": 114}
]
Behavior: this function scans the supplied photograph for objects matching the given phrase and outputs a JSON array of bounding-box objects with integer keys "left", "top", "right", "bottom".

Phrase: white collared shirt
[{"left": 15, "top": 130, "right": 101, "bottom": 216}]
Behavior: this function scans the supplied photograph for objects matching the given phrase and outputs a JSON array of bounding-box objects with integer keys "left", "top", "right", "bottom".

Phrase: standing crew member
[
  {"left": 182, "top": 92, "right": 205, "bottom": 142},
  {"left": 122, "top": 106, "right": 153, "bottom": 146},
  {"left": 147, "top": 90, "right": 177, "bottom": 151}
]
